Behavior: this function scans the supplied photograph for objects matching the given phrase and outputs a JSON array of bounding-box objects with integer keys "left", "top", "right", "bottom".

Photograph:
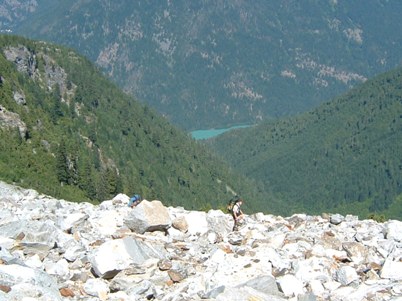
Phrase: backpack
[
  {"left": 227, "top": 196, "right": 240, "bottom": 213},
  {"left": 128, "top": 194, "right": 142, "bottom": 207}
]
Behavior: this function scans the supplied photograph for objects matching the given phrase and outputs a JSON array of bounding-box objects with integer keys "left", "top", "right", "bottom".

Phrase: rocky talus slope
[{"left": 0, "top": 180, "right": 401, "bottom": 301}]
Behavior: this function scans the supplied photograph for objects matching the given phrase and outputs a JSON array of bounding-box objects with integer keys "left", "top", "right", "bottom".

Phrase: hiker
[
  {"left": 231, "top": 198, "right": 244, "bottom": 231},
  {"left": 128, "top": 194, "right": 142, "bottom": 208}
]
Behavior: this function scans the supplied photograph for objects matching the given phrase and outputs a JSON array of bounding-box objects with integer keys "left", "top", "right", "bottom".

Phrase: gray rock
[
  {"left": 83, "top": 278, "right": 110, "bottom": 298},
  {"left": 206, "top": 209, "right": 232, "bottom": 236},
  {"left": 227, "top": 231, "right": 243, "bottom": 245},
  {"left": 0, "top": 220, "right": 58, "bottom": 257},
  {"left": 0, "top": 264, "right": 62, "bottom": 300},
  {"left": 215, "top": 286, "right": 287, "bottom": 301},
  {"left": 336, "top": 265, "right": 359, "bottom": 285},
  {"left": 342, "top": 242, "right": 368, "bottom": 265},
  {"left": 330, "top": 213, "right": 345, "bottom": 225},
  {"left": 13, "top": 91, "right": 26, "bottom": 105},
  {"left": 202, "top": 285, "right": 225, "bottom": 299},
  {"left": 298, "top": 293, "right": 318, "bottom": 301},
  {"left": 126, "top": 279, "right": 156, "bottom": 299},
  {"left": 56, "top": 212, "right": 88, "bottom": 232},
  {"left": 240, "top": 275, "right": 282, "bottom": 296},
  {"left": 89, "top": 236, "right": 165, "bottom": 278},
  {"left": 124, "top": 200, "right": 171, "bottom": 234}
]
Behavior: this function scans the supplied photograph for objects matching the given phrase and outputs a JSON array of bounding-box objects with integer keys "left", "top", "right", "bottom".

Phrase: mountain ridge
[{"left": 3, "top": 0, "right": 402, "bottom": 130}]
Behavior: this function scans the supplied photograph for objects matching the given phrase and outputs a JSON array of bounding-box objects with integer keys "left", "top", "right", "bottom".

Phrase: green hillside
[
  {"left": 0, "top": 35, "right": 270, "bottom": 212},
  {"left": 209, "top": 66, "right": 402, "bottom": 220}
]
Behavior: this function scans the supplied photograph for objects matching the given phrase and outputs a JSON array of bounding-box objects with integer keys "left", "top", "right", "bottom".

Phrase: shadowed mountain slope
[{"left": 209, "top": 66, "right": 402, "bottom": 219}]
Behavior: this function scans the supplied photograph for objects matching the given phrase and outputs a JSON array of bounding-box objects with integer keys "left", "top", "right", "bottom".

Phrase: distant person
[
  {"left": 231, "top": 198, "right": 244, "bottom": 231},
  {"left": 128, "top": 194, "right": 142, "bottom": 208}
]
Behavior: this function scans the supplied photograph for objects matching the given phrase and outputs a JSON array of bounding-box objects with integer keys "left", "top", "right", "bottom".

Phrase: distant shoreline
[{"left": 191, "top": 124, "right": 251, "bottom": 140}]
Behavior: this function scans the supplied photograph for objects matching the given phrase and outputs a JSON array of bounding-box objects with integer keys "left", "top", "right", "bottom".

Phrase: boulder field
[{"left": 0, "top": 181, "right": 401, "bottom": 300}]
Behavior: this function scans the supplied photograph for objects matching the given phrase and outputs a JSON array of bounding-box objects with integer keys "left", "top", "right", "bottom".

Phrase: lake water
[{"left": 191, "top": 125, "right": 251, "bottom": 140}]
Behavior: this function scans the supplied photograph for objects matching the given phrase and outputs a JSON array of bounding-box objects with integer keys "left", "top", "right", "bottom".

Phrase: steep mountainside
[
  {"left": 2, "top": 0, "right": 402, "bottom": 130},
  {"left": 209, "top": 66, "right": 402, "bottom": 219},
  {"left": 0, "top": 35, "right": 271, "bottom": 213}
]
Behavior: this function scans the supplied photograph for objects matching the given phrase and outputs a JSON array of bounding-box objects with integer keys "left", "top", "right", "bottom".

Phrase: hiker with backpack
[{"left": 228, "top": 196, "right": 245, "bottom": 231}]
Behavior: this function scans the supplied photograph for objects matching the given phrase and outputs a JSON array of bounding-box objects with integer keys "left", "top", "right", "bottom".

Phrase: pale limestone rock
[
  {"left": 0, "top": 264, "right": 62, "bottom": 300},
  {"left": 206, "top": 209, "right": 232, "bottom": 235},
  {"left": 99, "top": 199, "right": 115, "bottom": 210},
  {"left": 112, "top": 193, "right": 130, "bottom": 205},
  {"left": 0, "top": 181, "right": 38, "bottom": 202},
  {"left": 322, "top": 280, "right": 342, "bottom": 295},
  {"left": 241, "top": 275, "right": 282, "bottom": 297},
  {"left": 336, "top": 265, "right": 359, "bottom": 285},
  {"left": 166, "top": 226, "right": 187, "bottom": 241},
  {"left": 330, "top": 286, "right": 356, "bottom": 301},
  {"left": 269, "top": 232, "right": 287, "bottom": 249},
  {"left": 88, "top": 210, "right": 123, "bottom": 236},
  {"left": 330, "top": 213, "right": 344, "bottom": 225},
  {"left": 380, "top": 259, "right": 402, "bottom": 280},
  {"left": 207, "top": 231, "right": 219, "bottom": 244},
  {"left": 309, "top": 279, "right": 325, "bottom": 295},
  {"left": 83, "top": 278, "right": 110, "bottom": 299},
  {"left": 277, "top": 274, "right": 304, "bottom": 297},
  {"left": 44, "top": 258, "right": 70, "bottom": 281},
  {"left": 0, "top": 236, "right": 14, "bottom": 250},
  {"left": 185, "top": 210, "right": 209, "bottom": 235},
  {"left": 89, "top": 236, "right": 165, "bottom": 279},
  {"left": 124, "top": 200, "right": 171, "bottom": 234},
  {"left": 215, "top": 286, "right": 286, "bottom": 301},
  {"left": 25, "top": 254, "right": 43, "bottom": 269},
  {"left": 56, "top": 212, "right": 88, "bottom": 232},
  {"left": 172, "top": 216, "right": 188, "bottom": 232},
  {"left": 63, "top": 243, "right": 86, "bottom": 262},
  {"left": 384, "top": 220, "right": 402, "bottom": 241},
  {"left": 342, "top": 241, "right": 368, "bottom": 265},
  {"left": 255, "top": 244, "right": 290, "bottom": 272},
  {"left": 294, "top": 257, "right": 332, "bottom": 283}
]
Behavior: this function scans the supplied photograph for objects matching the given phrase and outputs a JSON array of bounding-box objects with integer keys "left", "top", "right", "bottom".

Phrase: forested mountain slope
[
  {"left": 209, "top": 66, "right": 402, "bottom": 219},
  {"left": 0, "top": 35, "right": 270, "bottom": 212},
  {"left": 2, "top": 1, "right": 402, "bottom": 130}
]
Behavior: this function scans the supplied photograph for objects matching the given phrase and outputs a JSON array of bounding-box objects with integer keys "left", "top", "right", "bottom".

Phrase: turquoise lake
[{"left": 191, "top": 125, "right": 251, "bottom": 140}]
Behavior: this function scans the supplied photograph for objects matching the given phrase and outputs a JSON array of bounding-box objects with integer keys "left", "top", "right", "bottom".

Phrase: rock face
[
  {"left": 0, "top": 105, "right": 27, "bottom": 138},
  {"left": 0, "top": 180, "right": 402, "bottom": 301}
]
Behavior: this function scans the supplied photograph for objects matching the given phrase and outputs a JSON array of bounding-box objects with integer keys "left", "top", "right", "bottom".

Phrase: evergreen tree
[
  {"left": 56, "top": 140, "right": 68, "bottom": 184},
  {"left": 50, "top": 85, "right": 63, "bottom": 123},
  {"left": 78, "top": 159, "right": 96, "bottom": 199}
]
